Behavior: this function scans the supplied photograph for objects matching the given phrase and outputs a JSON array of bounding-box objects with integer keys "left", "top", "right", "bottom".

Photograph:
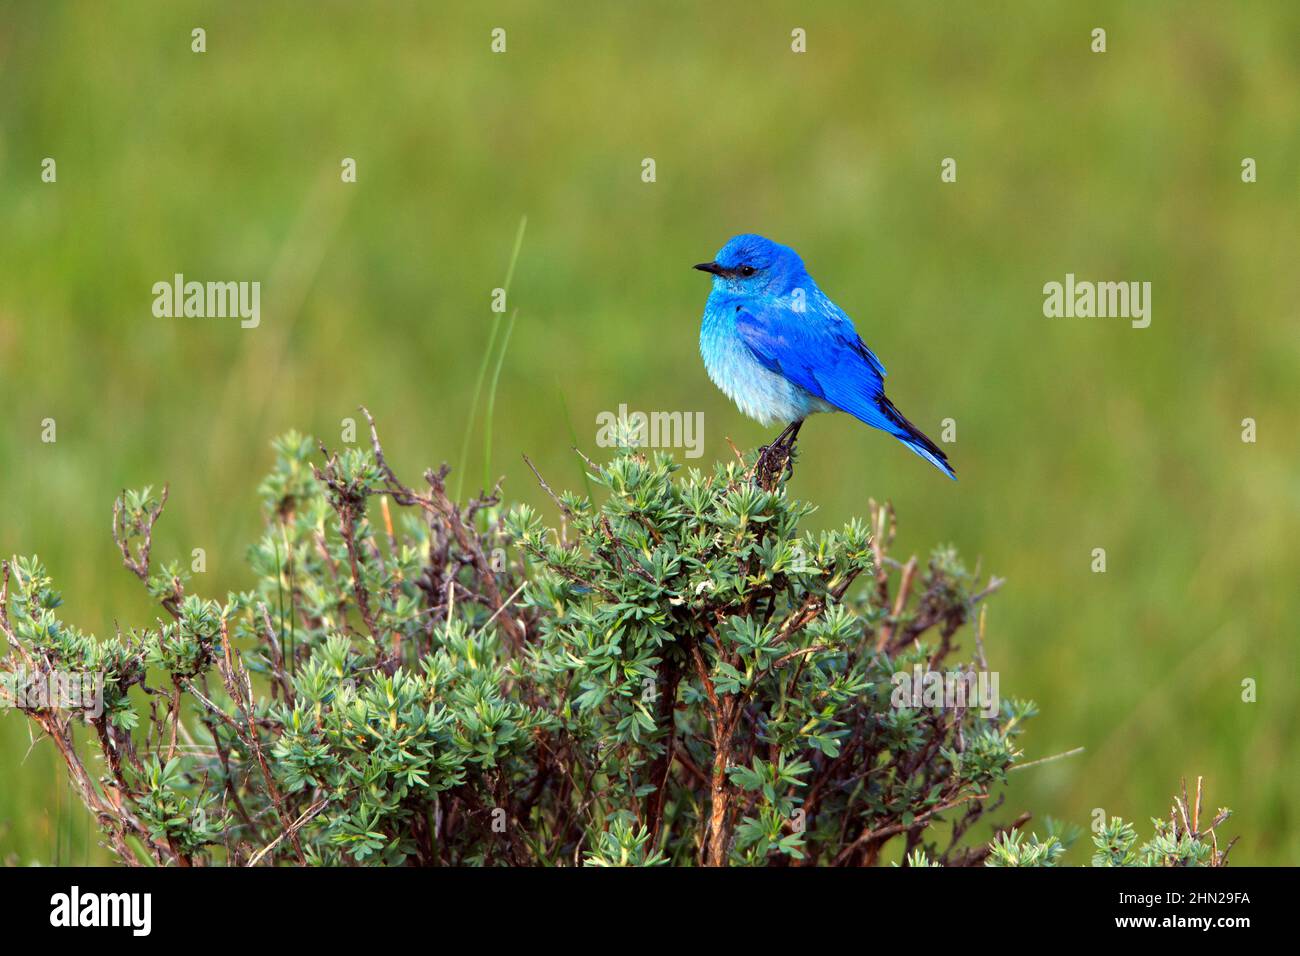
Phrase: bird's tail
[{"left": 875, "top": 396, "right": 956, "bottom": 480}]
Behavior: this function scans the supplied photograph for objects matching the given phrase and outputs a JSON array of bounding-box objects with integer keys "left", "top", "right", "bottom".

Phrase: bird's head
[{"left": 694, "top": 234, "right": 806, "bottom": 295}]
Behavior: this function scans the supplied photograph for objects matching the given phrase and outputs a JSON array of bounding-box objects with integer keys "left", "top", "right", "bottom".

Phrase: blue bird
[{"left": 695, "top": 234, "right": 955, "bottom": 480}]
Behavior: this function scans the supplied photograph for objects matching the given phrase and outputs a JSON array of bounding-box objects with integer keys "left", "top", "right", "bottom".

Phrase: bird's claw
[{"left": 754, "top": 439, "right": 797, "bottom": 491}]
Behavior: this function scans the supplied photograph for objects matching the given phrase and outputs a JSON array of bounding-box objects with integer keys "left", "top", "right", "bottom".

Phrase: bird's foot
[
  {"left": 754, "top": 445, "right": 792, "bottom": 490},
  {"left": 754, "top": 423, "right": 801, "bottom": 491}
]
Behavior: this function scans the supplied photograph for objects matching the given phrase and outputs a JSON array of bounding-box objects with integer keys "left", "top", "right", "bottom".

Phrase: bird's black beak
[{"left": 694, "top": 261, "right": 726, "bottom": 276}]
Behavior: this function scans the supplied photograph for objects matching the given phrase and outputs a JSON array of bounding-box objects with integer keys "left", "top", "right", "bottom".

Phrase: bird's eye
[{"left": 739, "top": 265, "right": 757, "bottom": 277}]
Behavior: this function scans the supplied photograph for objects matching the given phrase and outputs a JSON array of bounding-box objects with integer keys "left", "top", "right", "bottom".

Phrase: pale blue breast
[{"left": 699, "top": 302, "right": 832, "bottom": 427}]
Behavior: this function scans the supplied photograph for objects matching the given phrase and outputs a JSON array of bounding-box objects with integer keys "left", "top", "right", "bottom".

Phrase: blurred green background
[{"left": 1, "top": 0, "right": 1296, "bottom": 864}]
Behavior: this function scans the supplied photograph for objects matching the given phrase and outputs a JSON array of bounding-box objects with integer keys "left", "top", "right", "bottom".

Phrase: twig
[
  {"left": 247, "top": 798, "right": 328, "bottom": 867},
  {"left": 1009, "top": 746, "right": 1085, "bottom": 773},
  {"left": 522, "top": 454, "right": 572, "bottom": 517}
]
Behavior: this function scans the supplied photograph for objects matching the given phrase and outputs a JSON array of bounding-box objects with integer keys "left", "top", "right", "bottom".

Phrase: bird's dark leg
[{"left": 755, "top": 420, "right": 803, "bottom": 489}]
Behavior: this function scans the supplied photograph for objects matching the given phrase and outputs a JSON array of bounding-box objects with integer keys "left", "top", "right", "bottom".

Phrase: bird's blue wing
[
  {"left": 733, "top": 299, "right": 890, "bottom": 426},
  {"left": 734, "top": 299, "right": 956, "bottom": 479},
  {"left": 820, "top": 294, "right": 887, "bottom": 379}
]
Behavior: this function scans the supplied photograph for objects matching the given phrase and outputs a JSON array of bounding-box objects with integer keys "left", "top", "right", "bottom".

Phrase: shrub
[{"left": 0, "top": 412, "right": 1233, "bottom": 866}]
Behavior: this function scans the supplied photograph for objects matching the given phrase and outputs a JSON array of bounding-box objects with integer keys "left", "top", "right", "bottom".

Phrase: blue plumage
[{"left": 696, "top": 234, "right": 955, "bottom": 480}]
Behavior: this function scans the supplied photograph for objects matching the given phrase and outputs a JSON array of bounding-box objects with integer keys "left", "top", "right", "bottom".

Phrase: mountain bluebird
[{"left": 696, "top": 234, "right": 955, "bottom": 480}]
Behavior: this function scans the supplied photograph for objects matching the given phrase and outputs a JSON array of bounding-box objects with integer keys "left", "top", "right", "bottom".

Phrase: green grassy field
[{"left": 1, "top": 1, "right": 1297, "bottom": 864}]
